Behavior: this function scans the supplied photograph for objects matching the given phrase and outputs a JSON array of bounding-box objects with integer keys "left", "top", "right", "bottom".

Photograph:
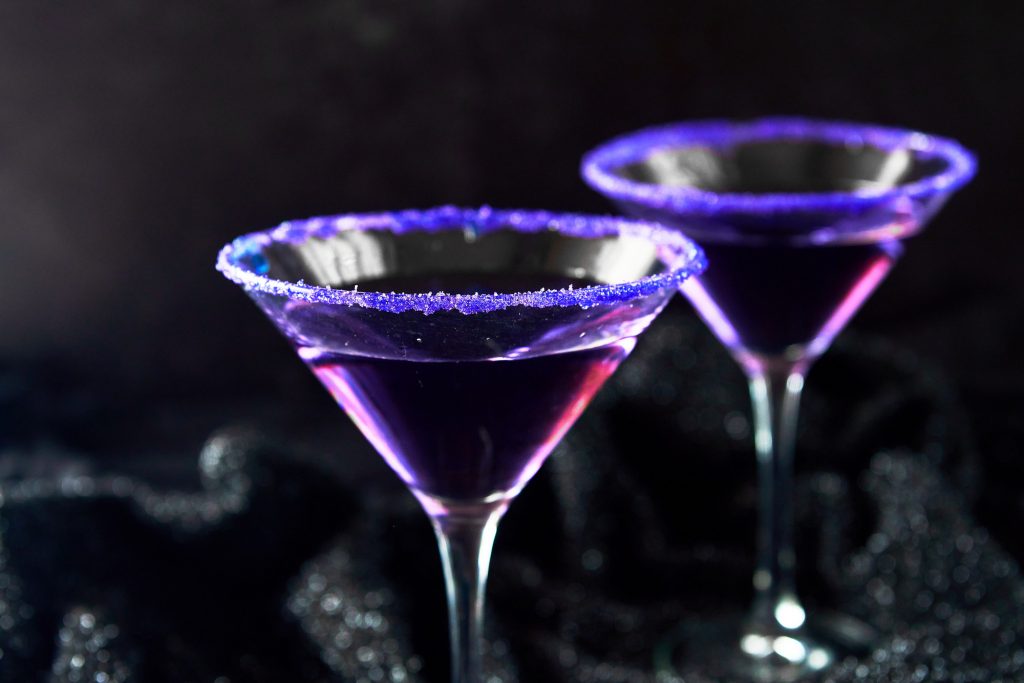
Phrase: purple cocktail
[
  {"left": 583, "top": 119, "right": 975, "bottom": 680},
  {"left": 300, "top": 272, "right": 632, "bottom": 503},
  {"left": 683, "top": 236, "right": 900, "bottom": 363},
  {"left": 217, "top": 207, "right": 705, "bottom": 683}
]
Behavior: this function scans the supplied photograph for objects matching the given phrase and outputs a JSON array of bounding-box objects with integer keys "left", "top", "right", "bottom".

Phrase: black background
[{"left": 1, "top": 1, "right": 1021, "bottom": 449}]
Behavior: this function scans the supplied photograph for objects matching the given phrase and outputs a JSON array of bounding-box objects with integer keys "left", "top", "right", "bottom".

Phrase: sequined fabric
[{"left": 1, "top": 304, "right": 1021, "bottom": 682}]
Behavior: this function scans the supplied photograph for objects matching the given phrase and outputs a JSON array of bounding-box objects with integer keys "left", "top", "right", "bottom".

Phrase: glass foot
[{"left": 654, "top": 611, "right": 876, "bottom": 683}]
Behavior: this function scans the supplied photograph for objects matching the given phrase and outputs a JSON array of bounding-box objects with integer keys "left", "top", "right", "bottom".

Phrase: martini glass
[
  {"left": 582, "top": 118, "right": 976, "bottom": 680},
  {"left": 216, "top": 206, "right": 705, "bottom": 683}
]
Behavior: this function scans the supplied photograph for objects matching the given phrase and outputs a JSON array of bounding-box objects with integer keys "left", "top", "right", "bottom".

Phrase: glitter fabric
[
  {"left": 215, "top": 206, "right": 706, "bottom": 314},
  {"left": 580, "top": 118, "right": 977, "bottom": 215},
  {"left": 50, "top": 609, "right": 130, "bottom": 683},
  {"left": 0, "top": 304, "right": 1021, "bottom": 682}
]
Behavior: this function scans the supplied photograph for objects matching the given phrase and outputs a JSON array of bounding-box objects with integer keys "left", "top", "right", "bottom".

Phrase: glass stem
[
  {"left": 430, "top": 504, "right": 505, "bottom": 683},
  {"left": 747, "top": 363, "right": 808, "bottom": 634}
]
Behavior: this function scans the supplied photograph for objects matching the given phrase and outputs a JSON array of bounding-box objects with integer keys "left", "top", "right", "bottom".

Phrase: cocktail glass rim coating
[
  {"left": 580, "top": 117, "right": 976, "bottom": 215},
  {"left": 216, "top": 206, "right": 707, "bottom": 683},
  {"left": 216, "top": 206, "right": 706, "bottom": 314},
  {"left": 581, "top": 118, "right": 976, "bottom": 680}
]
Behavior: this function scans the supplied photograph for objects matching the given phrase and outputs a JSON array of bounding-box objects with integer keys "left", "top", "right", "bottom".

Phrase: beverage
[
  {"left": 309, "top": 344, "right": 627, "bottom": 501},
  {"left": 292, "top": 272, "right": 631, "bottom": 502},
  {"left": 684, "top": 235, "right": 903, "bottom": 362}
]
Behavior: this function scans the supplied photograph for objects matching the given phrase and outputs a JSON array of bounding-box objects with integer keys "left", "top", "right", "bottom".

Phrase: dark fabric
[{"left": 1, "top": 303, "right": 1021, "bottom": 682}]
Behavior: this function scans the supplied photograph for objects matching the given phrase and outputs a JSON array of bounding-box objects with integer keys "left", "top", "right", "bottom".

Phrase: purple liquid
[
  {"left": 294, "top": 273, "right": 633, "bottom": 503},
  {"left": 683, "top": 232, "right": 904, "bottom": 365}
]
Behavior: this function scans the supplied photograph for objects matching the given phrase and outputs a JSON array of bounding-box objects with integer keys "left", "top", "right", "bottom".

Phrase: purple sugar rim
[
  {"left": 580, "top": 117, "right": 977, "bottom": 214},
  {"left": 216, "top": 206, "right": 706, "bottom": 315}
]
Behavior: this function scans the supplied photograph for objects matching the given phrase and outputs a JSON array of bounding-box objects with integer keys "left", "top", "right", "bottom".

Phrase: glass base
[{"left": 654, "top": 611, "right": 876, "bottom": 683}]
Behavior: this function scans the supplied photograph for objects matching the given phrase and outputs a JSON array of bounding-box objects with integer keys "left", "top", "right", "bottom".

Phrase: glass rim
[
  {"left": 216, "top": 206, "right": 706, "bottom": 315},
  {"left": 580, "top": 117, "right": 977, "bottom": 214}
]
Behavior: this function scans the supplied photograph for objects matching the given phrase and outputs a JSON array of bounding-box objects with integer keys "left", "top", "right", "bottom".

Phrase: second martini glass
[
  {"left": 216, "top": 206, "right": 705, "bottom": 683},
  {"left": 583, "top": 118, "right": 976, "bottom": 680}
]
